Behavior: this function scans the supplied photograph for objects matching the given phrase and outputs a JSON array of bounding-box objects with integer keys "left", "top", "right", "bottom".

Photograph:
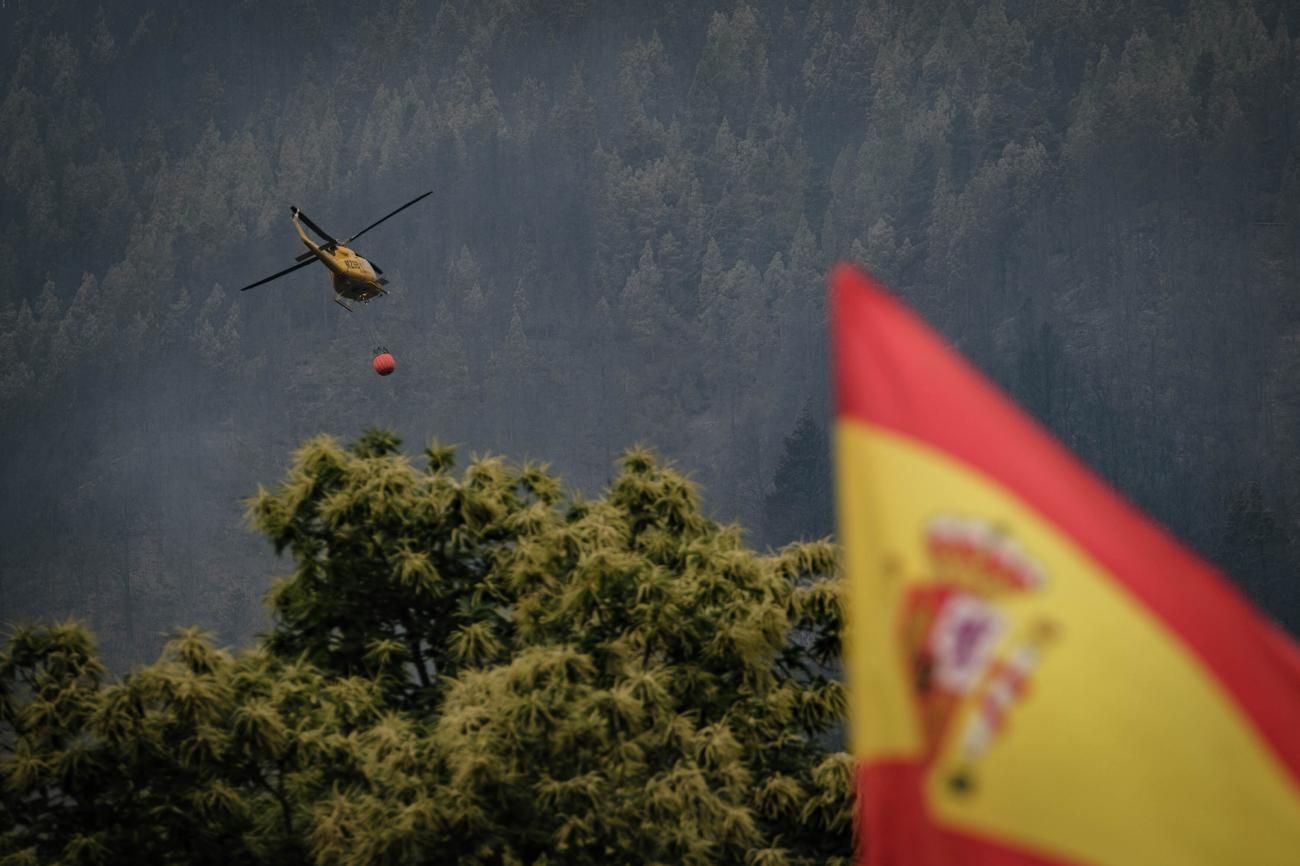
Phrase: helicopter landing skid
[{"left": 333, "top": 297, "right": 354, "bottom": 313}]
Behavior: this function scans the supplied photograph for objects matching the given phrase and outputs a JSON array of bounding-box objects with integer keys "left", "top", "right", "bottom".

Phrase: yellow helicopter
[{"left": 239, "top": 190, "right": 432, "bottom": 311}]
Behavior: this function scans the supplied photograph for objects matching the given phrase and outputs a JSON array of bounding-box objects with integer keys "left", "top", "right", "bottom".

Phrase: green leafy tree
[
  {"left": 3, "top": 430, "right": 850, "bottom": 865},
  {"left": 257, "top": 431, "right": 852, "bottom": 865},
  {"left": 0, "top": 622, "right": 387, "bottom": 865}
]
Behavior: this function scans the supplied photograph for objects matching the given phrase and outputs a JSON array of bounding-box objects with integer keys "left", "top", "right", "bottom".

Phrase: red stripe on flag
[
  {"left": 831, "top": 264, "right": 1300, "bottom": 782},
  {"left": 860, "top": 762, "right": 1085, "bottom": 866}
]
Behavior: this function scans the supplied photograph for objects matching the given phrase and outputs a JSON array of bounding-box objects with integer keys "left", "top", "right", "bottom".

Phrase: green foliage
[
  {"left": 3, "top": 431, "right": 851, "bottom": 865},
  {"left": 0, "top": 620, "right": 386, "bottom": 865}
]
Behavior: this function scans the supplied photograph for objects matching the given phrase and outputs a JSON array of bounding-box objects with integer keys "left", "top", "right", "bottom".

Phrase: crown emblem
[{"left": 924, "top": 515, "right": 1045, "bottom": 598}]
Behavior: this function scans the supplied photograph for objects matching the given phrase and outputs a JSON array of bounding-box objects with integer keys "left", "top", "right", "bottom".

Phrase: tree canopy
[{"left": 1, "top": 430, "right": 851, "bottom": 865}]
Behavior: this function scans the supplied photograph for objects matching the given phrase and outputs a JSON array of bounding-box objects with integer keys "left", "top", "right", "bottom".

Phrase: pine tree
[
  {"left": 621, "top": 240, "right": 669, "bottom": 349},
  {"left": 763, "top": 404, "right": 835, "bottom": 548}
]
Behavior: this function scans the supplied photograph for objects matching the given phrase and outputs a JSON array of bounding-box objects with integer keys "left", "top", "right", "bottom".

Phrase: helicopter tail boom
[
  {"left": 291, "top": 207, "right": 340, "bottom": 247},
  {"left": 290, "top": 211, "right": 324, "bottom": 255}
]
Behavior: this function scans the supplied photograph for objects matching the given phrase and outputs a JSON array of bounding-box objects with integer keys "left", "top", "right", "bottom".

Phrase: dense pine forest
[{"left": 1, "top": 0, "right": 1297, "bottom": 666}]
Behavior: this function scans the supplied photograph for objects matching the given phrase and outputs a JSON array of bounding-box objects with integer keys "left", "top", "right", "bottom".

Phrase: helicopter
[{"left": 238, "top": 190, "right": 432, "bottom": 311}]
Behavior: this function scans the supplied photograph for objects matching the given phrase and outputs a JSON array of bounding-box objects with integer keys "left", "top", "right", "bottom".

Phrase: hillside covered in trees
[{"left": 1, "top": 0, "right": 1298, "bottom": 664}]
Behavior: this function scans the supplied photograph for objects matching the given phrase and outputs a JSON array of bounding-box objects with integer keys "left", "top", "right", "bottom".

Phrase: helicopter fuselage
[
  {"left": 292, "top": 215, "right": 387, "bottom": 302},
  {"left": 320, "top": 245, "right": 385, "bottom": 301}
]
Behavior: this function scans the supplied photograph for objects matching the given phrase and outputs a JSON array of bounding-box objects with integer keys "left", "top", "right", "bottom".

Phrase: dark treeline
[{"left": 1, "top": 0, "right": 1297, "bottom": 665}]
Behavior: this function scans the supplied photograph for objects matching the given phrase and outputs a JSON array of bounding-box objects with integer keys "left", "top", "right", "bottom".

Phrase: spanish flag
[{"left": 831, "top": 264, "right": 1300, "bottom": 865}]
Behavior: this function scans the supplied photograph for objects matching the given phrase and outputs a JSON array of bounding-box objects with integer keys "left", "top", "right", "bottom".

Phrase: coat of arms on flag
[{"left": 901, "top": 517, "right": 1057, "bottom": 794}]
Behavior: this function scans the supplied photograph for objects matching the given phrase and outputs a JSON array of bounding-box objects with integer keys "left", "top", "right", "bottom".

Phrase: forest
[{"left": 0, "top": 0, "right": 1297, "bottom": 667}]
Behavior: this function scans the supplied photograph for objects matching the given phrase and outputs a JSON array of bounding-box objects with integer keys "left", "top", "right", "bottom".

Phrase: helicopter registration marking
[{"left": 345, "top": 259, "right": 363, "bottom": 270}]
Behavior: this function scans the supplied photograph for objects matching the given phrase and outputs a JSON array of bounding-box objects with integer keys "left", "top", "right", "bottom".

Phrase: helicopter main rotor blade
[
  {"left": 239, "top": 256, "right": 317, "bottom": 292},
  {"left": 344, "top": 190, "right": 433, "bottom": 244}
]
